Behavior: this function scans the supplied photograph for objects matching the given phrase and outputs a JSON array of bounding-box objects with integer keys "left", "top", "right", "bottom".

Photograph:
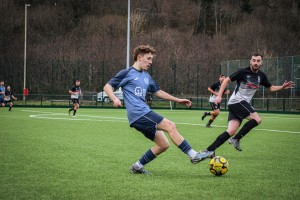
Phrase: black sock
[
  {"left": 73, "top": 110, "right": 77, "bottom": 115},
  {"left": 207, "top": 119, "right": 214, "bottom": 125},
  {"left": 208, "top": 112, "right": 211, "bottom": 116},
  {"left": 69, "top": 108, "right": 74, "bottom": 111},
  {"left": 233, "top": 119, "right": 259, "bottom": 140},
  {"left": 207, "top": 131, "right": 231, "bottom": 151},
  {"left": 9, "top": 106, "right": 12, "bottom": 111}
]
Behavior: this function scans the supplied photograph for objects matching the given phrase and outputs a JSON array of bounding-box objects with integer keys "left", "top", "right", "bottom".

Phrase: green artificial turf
[{"left": 0, "top": 107, "right": 299, "bottom": 200}]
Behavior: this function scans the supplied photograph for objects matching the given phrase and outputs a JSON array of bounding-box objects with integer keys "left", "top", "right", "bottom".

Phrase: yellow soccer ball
[{"left": 209, "top": 156, "right": 229, "bottom": 176}]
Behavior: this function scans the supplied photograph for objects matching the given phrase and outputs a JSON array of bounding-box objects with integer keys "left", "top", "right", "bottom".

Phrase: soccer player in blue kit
[
  {"left": 0, "top": 80, "right": 5, "bottom": 107},
  {"left": 104, "top": 45, "right": 210, "bottom": 174},
  {"left": 200, "top": 53, "right": 294, "bottom": 158}
]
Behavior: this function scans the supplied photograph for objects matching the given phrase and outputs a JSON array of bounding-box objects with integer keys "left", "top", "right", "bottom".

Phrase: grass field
[{"left": 0, "top": 107, "right": 300, "bottom": 200}]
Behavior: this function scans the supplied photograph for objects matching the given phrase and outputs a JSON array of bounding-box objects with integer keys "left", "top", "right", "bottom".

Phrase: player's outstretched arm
[
  {"left": 154, "top": 90, "right": 192, "bottom": 107},
  {"left": 103, "top": 83, "right": 122, "bottom": 107},
  {"left": 177, "top": 98, "right": 192, "bottom": 107},
  {"left": 215, "top": 77, "right": 231, "bottom": 104},
  {"left": 268, "top": 81, "right": 295, "bottom": 92},
  {"left": 208, "top": 87, "right": 218, "bottom": 96}
]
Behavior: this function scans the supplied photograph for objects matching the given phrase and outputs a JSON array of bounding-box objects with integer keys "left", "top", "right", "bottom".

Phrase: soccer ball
[{"left": 209, "top": 156, "right": 229, "bottom": 176}]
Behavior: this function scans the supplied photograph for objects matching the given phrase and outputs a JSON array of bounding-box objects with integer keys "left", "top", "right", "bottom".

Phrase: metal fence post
[
  {"left": 173, "top": 63, "right": 177, "bottom": 108},
  {"left": 196, "top": 64, "right": 199, "bottom": 108}
]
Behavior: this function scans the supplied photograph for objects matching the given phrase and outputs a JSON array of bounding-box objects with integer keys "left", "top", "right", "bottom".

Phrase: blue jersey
[
  {"left": 108, "top": 67, "right": 160, "bottom": 124},
  {"left": 0, "top": 86, "right": 5, "bottom": 99}
]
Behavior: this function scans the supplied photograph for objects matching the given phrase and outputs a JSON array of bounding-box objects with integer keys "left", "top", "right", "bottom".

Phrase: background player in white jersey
[
  {"left": 4, "top": 85, "right": 17, "bottom": 111},
  {"left": 199, "top": 53, "right": 294, "bottom": 158},
  {"left": 68, "top": 80, "right": 81, "bottom": 116},
  {"left": 202, "top": 75, "right": 230, "bottom": 127},
  {"left": 104, "top": 44, "right": 211, "bottom": 174}
]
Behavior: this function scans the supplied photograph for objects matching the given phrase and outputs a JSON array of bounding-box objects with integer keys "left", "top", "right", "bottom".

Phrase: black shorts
[
  {"left": 210, "top": 102, "right": 220, "bottom": 110},
  {"left": 227, "top": 101, "right": 255, "bottom": 123},
  {"left": 130, "top": 111, "right": 164, "bottom": 141},
  {"left": 0, "top": 98, "right": 4, "bottom": 104},
  {"left": 71, "top": 98, "right": 79, "bottom": 104},
  {"left": 5, "top": 100, "right": 12, "bottom": 105}
]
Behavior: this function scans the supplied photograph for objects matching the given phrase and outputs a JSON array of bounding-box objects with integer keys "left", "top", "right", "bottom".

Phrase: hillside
[{"left": 0, "top": 0, "right": 299, "bottom": 95}]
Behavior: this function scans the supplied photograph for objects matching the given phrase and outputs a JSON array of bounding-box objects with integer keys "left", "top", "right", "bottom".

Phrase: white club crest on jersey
[
  {"left": 144, "top": 78, "right": 149, "bottom": 85},
  {"left": 135, "top": 87, "right": 143, "bottom": 96}
]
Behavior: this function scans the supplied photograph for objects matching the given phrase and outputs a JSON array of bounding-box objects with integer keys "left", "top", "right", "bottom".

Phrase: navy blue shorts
[
  {"left": 130, "top": 111, "right": 164, "bottom": 141},
  {"left": 228, "top": 100, "right": 255, "bottom": 123},
  {"left": 210, "top": 102, "right": 220, "bottom": 110},
  {"left": 0, "top": 98, "right": 5, "bottom": 104}
]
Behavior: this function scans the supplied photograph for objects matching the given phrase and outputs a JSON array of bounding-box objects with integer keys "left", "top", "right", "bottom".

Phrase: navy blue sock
[
  {"left": 178, "top": 140, "right": 192, "bottom": 154},
  {"left": 139, "top": 149, "right": 157, "bottom": 166},
  {"left": 73, "top": 110, "right": 77, "bottom": 115}
]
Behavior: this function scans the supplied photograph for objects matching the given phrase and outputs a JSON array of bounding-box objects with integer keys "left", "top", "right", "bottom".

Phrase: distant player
[
  {"left": 202, "top": 75, "right": 230, "bottom": 127},
  {"left": 4, "top": 85, "right": 17, "bottom": 111},
  {"left": 198, "top": 53, "right": 294, "bottom": 159},
  {"left": 0, "top": 80, "right": 5, "bottom": 107},
  {"left": 68, "top": 80, "right": 81, "bottom": 116}
]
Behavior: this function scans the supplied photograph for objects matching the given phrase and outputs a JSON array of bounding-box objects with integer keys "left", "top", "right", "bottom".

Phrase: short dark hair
[
  {"left": 220, "top": 74, "right": 225, "bottom": 77},
  {"left": 133, "top": 45, "right": 156, "bottom": 61},
  {"left": 251, "top": 53, "right": 263, "bottom": 59}
]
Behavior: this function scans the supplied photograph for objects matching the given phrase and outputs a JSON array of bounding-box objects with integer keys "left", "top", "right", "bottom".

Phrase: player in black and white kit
[
  {"left": 68, "top": 80, "right": 81, "bottom": 116},
  {"left": 198, "top": 53, "right": 294, "bottom": 158},
  {"left": 202, "top": 75, "right": 230, "bottom": 127},
  {"left": 4, "top": 85, "right": 17, "bottom": 111}
]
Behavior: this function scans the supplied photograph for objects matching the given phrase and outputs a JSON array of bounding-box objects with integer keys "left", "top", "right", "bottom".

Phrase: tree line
[{"left": 0, "top": 0, "right": 299, "bottom": 96}]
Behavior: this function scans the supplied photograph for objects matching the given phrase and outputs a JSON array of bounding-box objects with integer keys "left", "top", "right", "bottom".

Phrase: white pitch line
[
  {"left": 176, "top": 122, "right": 300, "bottom": 134},
  {"left": 22, "top": 109, "right": 127, "bottom": 120},
  {"left": 22, "top": 110, "right": 300, "bottom": 134},
  {"left": 29, "top": 115, "right": 128, "bottom": 123}
]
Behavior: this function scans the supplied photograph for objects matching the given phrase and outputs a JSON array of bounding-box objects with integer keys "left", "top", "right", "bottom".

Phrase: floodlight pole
[
  {"left": 23, "top": 3, "right": 30, "bottom": 101},
  {"left": 126, "top": 0, "right": 130, "bottom": 69}
]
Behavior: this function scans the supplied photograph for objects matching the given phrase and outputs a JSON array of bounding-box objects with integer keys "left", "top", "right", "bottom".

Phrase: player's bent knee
[
  {"left": 214, "top": 110, "right": 220, "bottom": 115},
  {"left": 167, "top": 121, "right": 177, "bottom": 132},
  {"left": 227, "top": 129, "right": 237, "bottom": 136},
  {"left": 256, "top": 118, "right": 262, "bottom": 124}
]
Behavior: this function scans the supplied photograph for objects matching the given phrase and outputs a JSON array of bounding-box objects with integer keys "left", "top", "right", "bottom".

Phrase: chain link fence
[{"left": 2, "top": 55, "right": 300, "bottom": 112}]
